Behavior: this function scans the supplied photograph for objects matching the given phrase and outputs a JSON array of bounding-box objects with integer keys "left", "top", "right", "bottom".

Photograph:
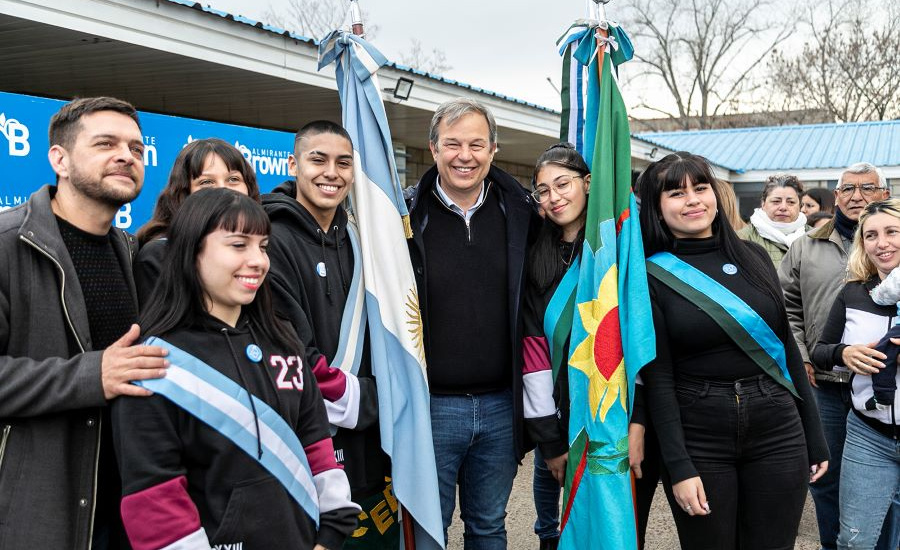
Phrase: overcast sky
[{"left": 205, "top": 0, "right": 621, "bottom": 112}]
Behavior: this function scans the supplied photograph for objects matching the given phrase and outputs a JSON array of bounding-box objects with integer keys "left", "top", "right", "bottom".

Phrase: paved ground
[{"left": 447, "top": 451, "right": 821, "bottom": 549}]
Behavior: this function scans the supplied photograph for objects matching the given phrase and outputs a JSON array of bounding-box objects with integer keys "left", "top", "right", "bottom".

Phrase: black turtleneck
[
  {"left": 833, "top": 207, "right": 858, "bottom": 242},
  {"left": 642, "top": 237, "right": 828, "bottom": 483},
  {"left": 648, "top": 238, "right": 785, "bottom": 381}
]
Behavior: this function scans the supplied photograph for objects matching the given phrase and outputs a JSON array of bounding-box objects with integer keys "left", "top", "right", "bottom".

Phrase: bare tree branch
[
  {"left": 397, "top": 39, "right": 453, "bottom": 75},
  {"left": 766, "top": 0, "right": 899, "bottom": 122},
  {"left": 622, "top": 0, "right": 792, "bottom": 128},
  {"left": 263, "top": 0, "right": 379, "bottom": 40}
]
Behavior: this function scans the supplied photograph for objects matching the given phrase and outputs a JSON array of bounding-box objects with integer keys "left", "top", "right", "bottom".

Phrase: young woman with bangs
[
  {"left": 637, "top": 152, "right": 828, "bottom": 549},
  {"left": 113, "top": 188, "right": 358, "bottom": 550}
]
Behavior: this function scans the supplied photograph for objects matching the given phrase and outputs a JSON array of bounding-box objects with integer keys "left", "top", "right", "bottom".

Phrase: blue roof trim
[
  {"left": 636, "top": 120, "right": 900, "bottom": 172},
  {"left": 163, "top": 0, "right": 557, "bottom": 113},
  {"left": 165, "top": 0, "right": 317, "bottom": 44}
]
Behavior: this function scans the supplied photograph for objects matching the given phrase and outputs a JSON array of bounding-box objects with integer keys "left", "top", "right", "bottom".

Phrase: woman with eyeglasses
[
  {"left": 737, "top": 174, "right": 807, "bottom": 268},
  {"left": 637, "top": 152, "right": 828, "bottom": 549},
  {"left": 521, "top": 143, "right": 658, "bottom": 549}
]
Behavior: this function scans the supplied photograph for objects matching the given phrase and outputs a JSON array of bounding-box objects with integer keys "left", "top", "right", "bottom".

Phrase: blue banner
[{"left": 0, "top": 91, "right": 294, "bottom": 230}]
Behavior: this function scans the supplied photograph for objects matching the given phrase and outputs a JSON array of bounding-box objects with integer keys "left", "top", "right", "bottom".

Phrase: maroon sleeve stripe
[
  {"left": 523, "top": 336, "right": 552, "bottom": 375},
  {"left": 304, "top": 437, "right": 342, "bottom": 475},
  {"left": 121, "top": 476, "right": 201, "bottom": 550},
  {"left": 311, "top": 355, "right": 348, "bottom": 402}
]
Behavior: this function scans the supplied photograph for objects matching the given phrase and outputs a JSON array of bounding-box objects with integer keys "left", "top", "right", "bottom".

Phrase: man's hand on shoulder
[{"left": 101, "top": 324, "right": 169, "bottom": 399}]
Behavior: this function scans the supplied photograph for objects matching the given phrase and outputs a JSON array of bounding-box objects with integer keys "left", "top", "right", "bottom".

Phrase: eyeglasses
[
  {"left": 837, "top": 183, "right": 884, "bottom": 198},
  {"left": 531, "top": 176, "right": 583, "bottom": 203}
]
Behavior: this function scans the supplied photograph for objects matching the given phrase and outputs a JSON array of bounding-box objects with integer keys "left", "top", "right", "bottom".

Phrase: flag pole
[
  {"left": 346, "top": 4, "right": 419, "bottom": 548},
  {"left": 349, "top": 0, "right": 364, "bottom": 37},
  {"left": 592, "top": 0, "right": 609, "bottom": 89}
]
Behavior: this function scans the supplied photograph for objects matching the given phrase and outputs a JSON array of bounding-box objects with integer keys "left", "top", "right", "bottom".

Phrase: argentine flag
[{"left": 318, "top": 30, "right": 444, "bottom": 550}]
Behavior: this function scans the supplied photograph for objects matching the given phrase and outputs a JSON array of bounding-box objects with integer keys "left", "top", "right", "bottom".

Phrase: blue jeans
[
  {"left": 812, "top": 382, "right": 898, "bottom": 550},
  {"left": 532, "top": 447, "right": 561, "bottom": 540},
  {"left": 837, "top": 412, "right": 900, "bottom": 550},
  {"left": 430, "top": 390, "right": 518, "bottom": 550},
  {"left": 810, "top": 381, "right": 853, "bottom": 549}
]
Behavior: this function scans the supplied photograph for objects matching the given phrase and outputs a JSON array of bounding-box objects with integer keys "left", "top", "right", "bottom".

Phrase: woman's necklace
[{"left": 559, "top": 241, "right": 577, "bottom": 266}]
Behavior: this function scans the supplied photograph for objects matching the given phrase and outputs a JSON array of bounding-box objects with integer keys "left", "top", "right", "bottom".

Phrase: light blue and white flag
[{"left": 318, "top": 29, "right": 444, "bottom": 550}]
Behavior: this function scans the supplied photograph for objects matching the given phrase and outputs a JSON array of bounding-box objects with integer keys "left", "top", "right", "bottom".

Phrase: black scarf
[{"left": 833, "top": 207, "right": 857, "bottom": 240}]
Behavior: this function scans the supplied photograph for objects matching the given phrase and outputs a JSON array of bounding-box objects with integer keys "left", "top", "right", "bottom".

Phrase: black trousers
[
  {"left": 663, "top": 374, "right": 809, "bottom": 550},
  {"left": 635, "top": 419, "right": 662, "bottom": 550}
]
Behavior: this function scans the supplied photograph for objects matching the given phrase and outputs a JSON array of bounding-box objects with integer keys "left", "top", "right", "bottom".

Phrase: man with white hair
[{"left": 780, "top": 162, "right": 897, "bottom": 550}]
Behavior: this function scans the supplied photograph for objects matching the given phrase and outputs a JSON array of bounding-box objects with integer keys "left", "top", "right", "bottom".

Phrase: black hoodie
[
  {"left": 112, "top": 314, "right": 359, "bottom": 549},
  {"left": 262, "top": 180, "right": 387, "bottom": 500}
]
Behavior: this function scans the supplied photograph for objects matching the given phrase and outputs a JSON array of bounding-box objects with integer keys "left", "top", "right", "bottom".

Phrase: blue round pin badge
[
  {"left": 316, "top": 262, "right": 327, "bottom": 277},
  {"left": 722, "top": 263, "right": 738, "bottom": 275},
  {"left": 245, "top": 344, "right": 263, "bottom": 362}
]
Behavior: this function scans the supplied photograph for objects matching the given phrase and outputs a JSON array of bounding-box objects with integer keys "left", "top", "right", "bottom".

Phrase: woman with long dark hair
[
  {"left": 134, "top": 138, "right": 260, "bottom": 304},
  {"left": 112, "top": 188, "right": 358, "bottom": 550},
  {"left": 637, "top": 152, "right": 828, "bottom": 549},
  {"left": 801, "top": 187, "right": 836, "bottom": 216},
  {"left": 522, "top": 143, "right": 658, "bottom": 549}
]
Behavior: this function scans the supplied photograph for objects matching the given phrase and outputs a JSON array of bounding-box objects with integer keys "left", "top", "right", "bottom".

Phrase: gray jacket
[
  {"left": 778, "top": 218, "right": 851, "bottom": 383},
  {"left": 0, "top": 185, "right": 138, "bottom": 548}
]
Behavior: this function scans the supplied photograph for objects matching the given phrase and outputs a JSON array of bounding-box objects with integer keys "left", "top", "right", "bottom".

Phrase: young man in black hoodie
[{"left": 263, "top": 121, "right": 397, "bottom": 549}]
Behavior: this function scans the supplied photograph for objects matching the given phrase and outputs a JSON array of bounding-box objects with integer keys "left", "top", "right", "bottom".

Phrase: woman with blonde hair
[{"left": 813, "top": 198, "right": 900, "bottom": 549}]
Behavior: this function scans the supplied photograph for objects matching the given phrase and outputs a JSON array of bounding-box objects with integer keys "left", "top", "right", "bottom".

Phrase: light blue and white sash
[
  {"left": 134, "top": 338, "right": 320, "bottom": 525},
  {"left": 331, "top": 221, "right": 366, "bottom": 376}
]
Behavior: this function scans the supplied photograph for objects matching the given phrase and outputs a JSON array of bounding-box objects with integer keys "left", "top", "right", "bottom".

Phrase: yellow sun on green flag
[{"left": 568, "top": 266, "right": 627, "bottom": 422}]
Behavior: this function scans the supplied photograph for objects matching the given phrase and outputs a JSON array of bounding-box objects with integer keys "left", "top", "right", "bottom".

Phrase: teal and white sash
[
  {"left": 134, "top": 338, "right": 320, "bottom": 525},
  {"left": 544, "top": 257, "right": 581, "bottom": 381},
  {"left": 647, "top": 252, "right": 798, "bottom": 397}
]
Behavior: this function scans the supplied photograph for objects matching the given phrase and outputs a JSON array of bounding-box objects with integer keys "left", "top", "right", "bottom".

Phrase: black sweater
[
  {"left": 423, "top": 186, "right": 510, "bottom": 393},
  {"left": 642, "top": 238, "right": 828, "bottom": 483},
  {"left": 112, "top": 315, "right": 358, "bottom": 549},
  {"left": 407, "top": 164, "right": 541, "bottom": 459}
]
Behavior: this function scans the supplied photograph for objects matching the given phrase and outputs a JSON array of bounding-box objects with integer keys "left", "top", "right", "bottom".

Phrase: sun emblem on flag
[
  {"left": 406, "top": 288, "right": 426, "bottom": 362},
  {"left": 569, "top": 265, "right": 627, "bottom": 422}
]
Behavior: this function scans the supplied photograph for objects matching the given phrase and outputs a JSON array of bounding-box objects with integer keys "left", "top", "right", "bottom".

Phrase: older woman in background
[{"left": 738, "top": 174, "right": 808, "bottom": 267}]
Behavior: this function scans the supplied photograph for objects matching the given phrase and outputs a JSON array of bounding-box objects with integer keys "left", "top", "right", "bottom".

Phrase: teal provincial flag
[{"left": 549, "top": 19, "right": 655, "bottom": 550}]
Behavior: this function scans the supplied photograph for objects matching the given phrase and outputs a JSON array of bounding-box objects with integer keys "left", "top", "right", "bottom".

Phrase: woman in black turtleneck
[{"left": 636, "top": 152, "right": 828, "bottom": 550}]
